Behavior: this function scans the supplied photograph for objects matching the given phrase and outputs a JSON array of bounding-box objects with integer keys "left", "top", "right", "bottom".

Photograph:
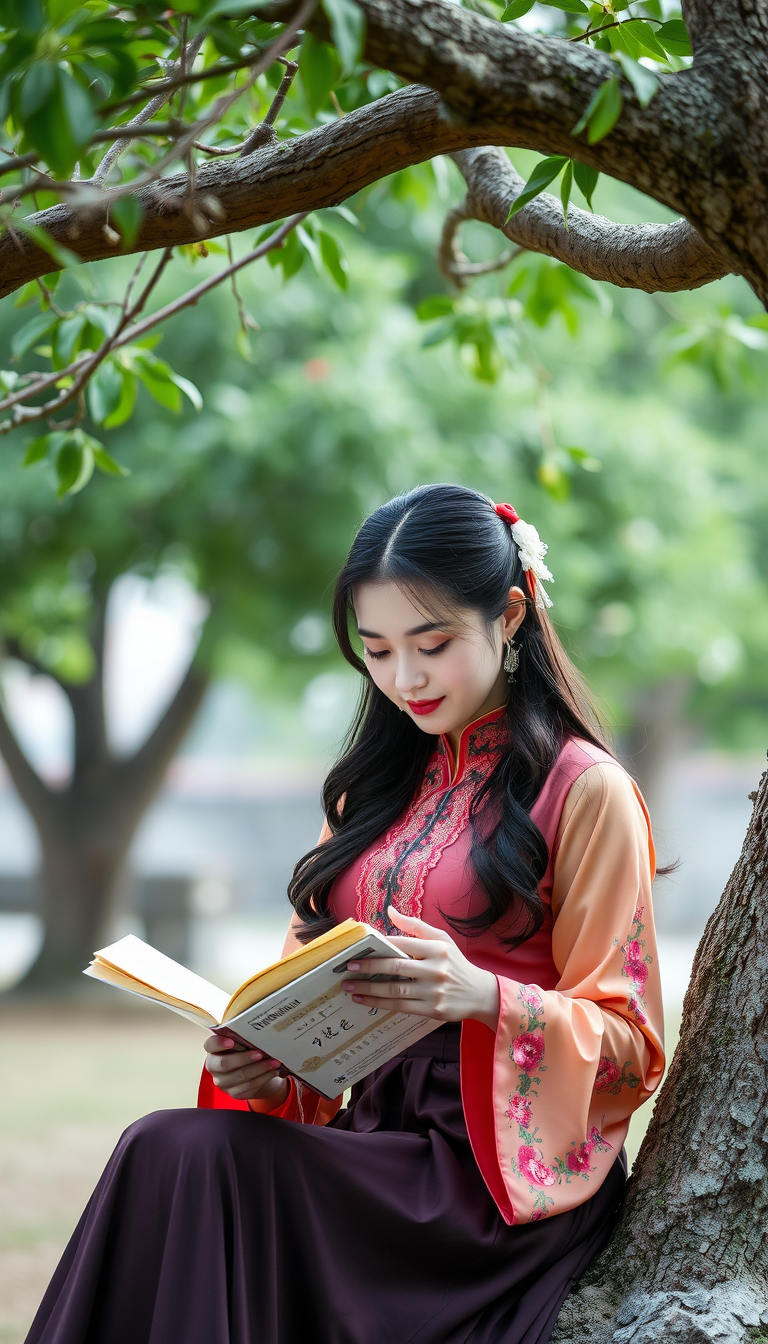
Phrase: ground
[{"left": 0, "top": 999, "right": 680, "bottom": 1343}]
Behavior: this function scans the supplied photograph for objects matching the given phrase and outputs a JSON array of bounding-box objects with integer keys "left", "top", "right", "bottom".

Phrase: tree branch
[
  {"left": 0, "top": 690, "right": 54, "bottom": 821},
  {"left": 442, "top": 147, "right": 730, "bottom": 292},
  {"left": 0, "top": 72, "right": 734, "bottom": 303},
  {"left": 116, "top": 661, "right": 209, "bottom": 819}
]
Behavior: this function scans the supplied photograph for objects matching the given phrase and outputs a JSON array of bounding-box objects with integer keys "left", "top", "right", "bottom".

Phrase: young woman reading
[{"left": 26, "top": 483, "right": 665, "bottom": 1344}]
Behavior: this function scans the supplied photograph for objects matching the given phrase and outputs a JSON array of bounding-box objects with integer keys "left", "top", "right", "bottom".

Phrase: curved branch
[
  {"left": 443, "top": 148, "right": 731, "bottom": 292},
  {"left": 0, "top": 80, "right": 734, "bottom": 302}
]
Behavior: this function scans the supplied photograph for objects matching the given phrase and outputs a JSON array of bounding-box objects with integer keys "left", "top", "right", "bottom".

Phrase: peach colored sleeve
[
  {"left": 249, "top": 815, "right": 343, "bottom": 1125},
  {"left": 461, "top": 762, "right": 665, "bottom": 1224}
]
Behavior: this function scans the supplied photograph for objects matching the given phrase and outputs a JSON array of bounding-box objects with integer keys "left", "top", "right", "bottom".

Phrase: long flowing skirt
[{"left": 25, "top": 1024, "right": 625, "bottom": 1344}]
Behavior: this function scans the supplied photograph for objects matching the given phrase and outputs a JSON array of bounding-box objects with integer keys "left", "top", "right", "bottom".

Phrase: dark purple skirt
[{"left": 25, "top": 1024, "right": 625, "bottom": 1344}]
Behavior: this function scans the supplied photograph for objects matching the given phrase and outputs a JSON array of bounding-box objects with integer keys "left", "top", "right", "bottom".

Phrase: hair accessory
[
  {"left": 492, "top": 500, "right": 554, "bottom": 610},
  {"left": 503, "top": 636, "right": 520, "bottom": 682}
]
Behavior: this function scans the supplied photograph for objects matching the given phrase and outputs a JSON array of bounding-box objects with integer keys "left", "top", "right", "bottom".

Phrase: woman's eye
[
  {"left": 421, "top": 641, "right": 450, "bottom": 657},
  {"left": 364, "top": 647, "right": 389, "bottom": 660}
]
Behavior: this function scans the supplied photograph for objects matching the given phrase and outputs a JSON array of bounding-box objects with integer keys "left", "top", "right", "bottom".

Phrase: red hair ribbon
[
  {"left": 493, "top": 500, "right": 537, "bottom": 603},
  {"left": 493, "top": 501, "right": 520, "bottom": 526}
]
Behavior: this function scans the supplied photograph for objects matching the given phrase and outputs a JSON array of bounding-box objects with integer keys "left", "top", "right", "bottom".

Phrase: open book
[{"left": 84, "top": 919, "right": 441, "bottom": 1099}]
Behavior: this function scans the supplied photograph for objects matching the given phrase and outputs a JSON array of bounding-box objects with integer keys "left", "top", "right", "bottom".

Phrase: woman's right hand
[{"left": 203, "top": 1035, "right": 291, "bottom": 1105}]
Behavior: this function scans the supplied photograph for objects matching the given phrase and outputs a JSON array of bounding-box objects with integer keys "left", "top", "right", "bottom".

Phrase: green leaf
[
  {"left": 501, "top": 0, "right": 535, "bottom": 19},
  {"left": 322, "top": 0, "right": 365, "bottom": 76},
  {"left": 51, "top": 313, "right": 87, "bottom": 369},
  {"left": 111, "top": 196, "right": 144, "bottom": 250},
  {"left": 656, "top": 18, "right": 692, "bottom": 57},
  {"left": 102, "top": 368, "right": 137, "bottom": 429},
  {"left": 623, "top": 18, "right": 667, "bottom": 61},
  {"left": 613, "top": 51, "right": 659, "bottom": 108},
  {"left": 87, "top": 359, "right": 123, "bottom": 425},
  {"left": 318, "top": 230, "right": 349, "bottom": 290},
  {"left": 573, "top": 160, "right": 599, "bottom": 209},
  {"left": 538, "top": 0, "right": 588, "bottom": 10},
  {"left": 23, "top": 431, "right": 67, "bottom": 465},
  {"left": 416, "top": 295, "right": 456, "bottom": 321},
  {"left": 572, "top": 76, "right": 623, "bottom": 144},
  {"left": 92, "top": 444, "right": 130, "bottom": 477},
  {"left": 560, "top": 159, "right": 573, "bottom": 230},
  {"left": 19, "top": 65, "right": 95, "bottom": 178},
  {"left": 169, "top": 372, "right": 203, "bottom": 411},
  {"left": 11, "top": 311, "right": 58, "bottom": 360},
  {"left": 506, "top": 155, "right": 568, "bottom": 222},
  {"left": 296, "top": 224, "right": 323, "bottom": 274},
  {"left": 299, "top": 32, "right": 338, "bottom": 115},
  {"left": 55, "top": 431, "right": 94, "bottom": 497}
]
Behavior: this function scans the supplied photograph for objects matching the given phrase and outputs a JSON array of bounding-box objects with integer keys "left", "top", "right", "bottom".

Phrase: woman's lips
[{"left": 405, "top": 697, "right": 445, "bottom": 716}]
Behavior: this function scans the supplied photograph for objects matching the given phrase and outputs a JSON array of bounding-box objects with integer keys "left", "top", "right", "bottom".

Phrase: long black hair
[{"left": 288, "top": 482, "right": 614, "bottom": 948}]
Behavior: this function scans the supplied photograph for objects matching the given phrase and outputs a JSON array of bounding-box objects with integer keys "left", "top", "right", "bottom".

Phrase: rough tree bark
[
  {"left": 0, "top": 594, "right": 208, "bottom": 988},
  {"left": 551, "top": 755, "right": 768, "bottom": 1343},
  {"left": 2, "top": 0, "right": 767, "bottom": 305}
]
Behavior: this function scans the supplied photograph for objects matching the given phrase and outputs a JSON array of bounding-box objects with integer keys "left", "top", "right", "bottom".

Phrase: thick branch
[
  {"left": 0, "top": 78, "right": 733, "bottom": 301},
  {"left": 116, "top": 661, "right": 208, "bottom": 819},
  {"left": 443, "top": 148, "right": 730, "bottom": 291},
  {"left": 0, "top": 692, "right": 53, "bottom": 821}
]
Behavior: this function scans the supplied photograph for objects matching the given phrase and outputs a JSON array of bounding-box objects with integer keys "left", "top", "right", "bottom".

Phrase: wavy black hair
[{"left": 288, "top": 482, "right": 615, "bottom": 948}]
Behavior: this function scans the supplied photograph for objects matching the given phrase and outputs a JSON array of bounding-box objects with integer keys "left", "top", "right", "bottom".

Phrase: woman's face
[{"left": 352, "top": 581, "right": 528, "bottom": 742}]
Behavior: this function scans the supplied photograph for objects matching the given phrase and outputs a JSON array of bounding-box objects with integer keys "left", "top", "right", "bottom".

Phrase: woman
[{"left": 27, "top": 483, "right": 665, "bottom": 1344}]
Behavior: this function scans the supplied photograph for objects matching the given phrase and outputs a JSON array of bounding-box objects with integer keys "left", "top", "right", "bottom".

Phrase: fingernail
[
  {"left": 342, "top": 981, "right": 355, "bottom": 990},
  {"left": 347, "top": 962, "right": 360, "bottom": 971},
  {"left": 352, "top": 995, "right": 363, "bottom": 1003},
  {"left": 269, "top": 1059, "right": 280, "bottom": 1069},
  {"left": 249, "top": 1051, "right": 262, "bottom": 1061}
]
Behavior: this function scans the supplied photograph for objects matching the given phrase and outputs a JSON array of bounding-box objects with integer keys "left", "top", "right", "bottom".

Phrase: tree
[{"left": 552, "top": 756, "right": 768, "bottom": 1344}]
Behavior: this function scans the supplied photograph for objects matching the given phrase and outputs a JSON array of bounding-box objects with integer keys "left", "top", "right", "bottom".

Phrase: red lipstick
[{"left": 405, "top": 697, "right": 445, "bottom": 716}]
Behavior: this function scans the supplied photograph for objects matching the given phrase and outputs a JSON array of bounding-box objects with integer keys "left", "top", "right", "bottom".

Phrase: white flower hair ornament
[{"left": 492, "top": 501, "right": 554, "bottom": 610}]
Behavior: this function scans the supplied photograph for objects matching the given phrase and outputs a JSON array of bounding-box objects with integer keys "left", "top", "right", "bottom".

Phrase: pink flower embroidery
[
  {"left": 595, "top": 1057, "right": 621, "bottom": 1092},
  {"left": 628, "top": 997, "right": 648, "bottom": 1025},
  {"left": 626, "top": 958, "right": 649, "bottom": 989},
  {"left": 518, "top": 1145, "right": 556, "bottom": 1187},
  {"left": 566, "top": 1143, "right": 593, "bottom": 1174},
  {"left": 625, "top": 939, "right": 642, "bottom": 960},
  {"left": 588, "top": 1127, "right": 606, "bottom": 1147},
  {"left": 512, "top": 1032, "right": 544, "bottom": 1072},
  {"left": 633, "top": 905, "right": 644, "bottom": 924},
  {"left": 519, "top": 986, "right": 543, "bottom": 1010},
  {"left": 507, "top": 1093, "right": 533, "bottom": 1127}
]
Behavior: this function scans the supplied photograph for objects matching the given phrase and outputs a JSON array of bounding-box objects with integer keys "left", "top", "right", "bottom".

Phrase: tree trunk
[
  {"left": 553, "top": 751, "right": 768, "bottom": 1343},
  {"left": 0, "top": 602, "right": 209, "bottom": 991}
]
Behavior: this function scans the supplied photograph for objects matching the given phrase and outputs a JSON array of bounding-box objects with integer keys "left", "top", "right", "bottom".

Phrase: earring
[{"left": 503, "top": 636, "right": 519, "bottom": 683}]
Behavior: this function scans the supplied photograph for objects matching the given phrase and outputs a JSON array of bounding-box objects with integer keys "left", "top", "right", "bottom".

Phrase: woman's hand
[
  {"left": 341, "top": 907, "right": 500, "bottom": 1032},
  {"left": 203, "top": 1035, "right": 291, "bottom": 1105}
]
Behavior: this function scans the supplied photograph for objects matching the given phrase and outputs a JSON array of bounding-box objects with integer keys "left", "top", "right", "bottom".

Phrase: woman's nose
[{"left": 394, "top": 658, "right": 428, "bottom": 692}]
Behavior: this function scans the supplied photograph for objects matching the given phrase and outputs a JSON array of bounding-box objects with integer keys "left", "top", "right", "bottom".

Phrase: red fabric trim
[
  {"left": 197, "top": 1064, "right": 251, "bottom": 1111},
  {"left": 460, "top": 1015, "right": 515, "bottom": 1226}
]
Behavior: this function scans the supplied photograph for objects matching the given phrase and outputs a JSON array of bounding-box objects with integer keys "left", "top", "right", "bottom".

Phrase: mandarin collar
[{"left": 440, "top": 704, "right": 508, "bottom": 786}]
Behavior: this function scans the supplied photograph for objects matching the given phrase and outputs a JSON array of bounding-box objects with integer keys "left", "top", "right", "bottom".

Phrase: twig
[
  {"left": 240, "top": 57, "right": 298, "bottom": 154},
  {"left": 569, "top": 12, "right": 663, "bottom": 42},
  {"left": 0, "top": 216, "right": 305, "bottom": 433},
  {"left": 91, "top": 29, "right": 207, "bottom": 187},
  {"left": 0, "top": 150, "right": 40, "bottom": 180},
  {"left": 191, "top": 141, "right": 241, "bottom": 155},
  {"left": 102, "top": 43, "right": 300, "bottom": 116},
  {"left": 438, "top": 200, "right": 521, "bottom": 289},
  {"left": 225, "top": 234, "right": 260, "bottom": 341}
]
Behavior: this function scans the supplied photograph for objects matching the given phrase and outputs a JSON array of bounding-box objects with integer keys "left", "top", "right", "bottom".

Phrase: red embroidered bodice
[{"left": 329, "top": 706, "right": 561, "bottom": 992}]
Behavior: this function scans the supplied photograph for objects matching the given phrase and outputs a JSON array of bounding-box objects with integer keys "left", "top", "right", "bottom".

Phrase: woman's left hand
[{"left": 341, "top": 906, "right": 500, "bottom": 1032}]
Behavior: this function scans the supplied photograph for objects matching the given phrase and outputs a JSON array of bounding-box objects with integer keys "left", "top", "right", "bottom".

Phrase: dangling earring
[{"left": 503, "top": 636, "right": 519, "bottom": 683}]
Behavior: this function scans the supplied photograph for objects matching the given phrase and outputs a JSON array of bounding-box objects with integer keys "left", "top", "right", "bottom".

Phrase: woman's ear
[{"left": 501, "top": 586, "right": 528, "bottom": 640}]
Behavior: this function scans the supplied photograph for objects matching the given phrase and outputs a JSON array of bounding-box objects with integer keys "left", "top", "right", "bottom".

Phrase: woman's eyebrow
[{"left": 357, "top": 622, "right": 444, "bottom": 638}]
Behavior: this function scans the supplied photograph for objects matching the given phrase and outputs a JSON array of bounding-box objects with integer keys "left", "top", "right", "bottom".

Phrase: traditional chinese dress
[{"left": 26, "top": 707, "right": 665, "bottom": 1344}]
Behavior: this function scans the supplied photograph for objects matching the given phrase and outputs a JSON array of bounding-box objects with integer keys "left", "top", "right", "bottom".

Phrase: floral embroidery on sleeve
[
  {"left": 614, "top": 904, "right": 653, "bottom": 1026},
  {"left": 505, "top": 986, "right": 613, "bottom": 1220},
  {"left": 595, "top": 1056, "right": 641, "bottom": 1094}
]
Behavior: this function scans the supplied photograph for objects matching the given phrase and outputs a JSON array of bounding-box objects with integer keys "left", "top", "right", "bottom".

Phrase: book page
[
  {"left": 223, "top": 919, "right": 371, "bottom": 1020},
  {"left": 90, "top": 935, "right": 229, "bottom": 1025}
]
